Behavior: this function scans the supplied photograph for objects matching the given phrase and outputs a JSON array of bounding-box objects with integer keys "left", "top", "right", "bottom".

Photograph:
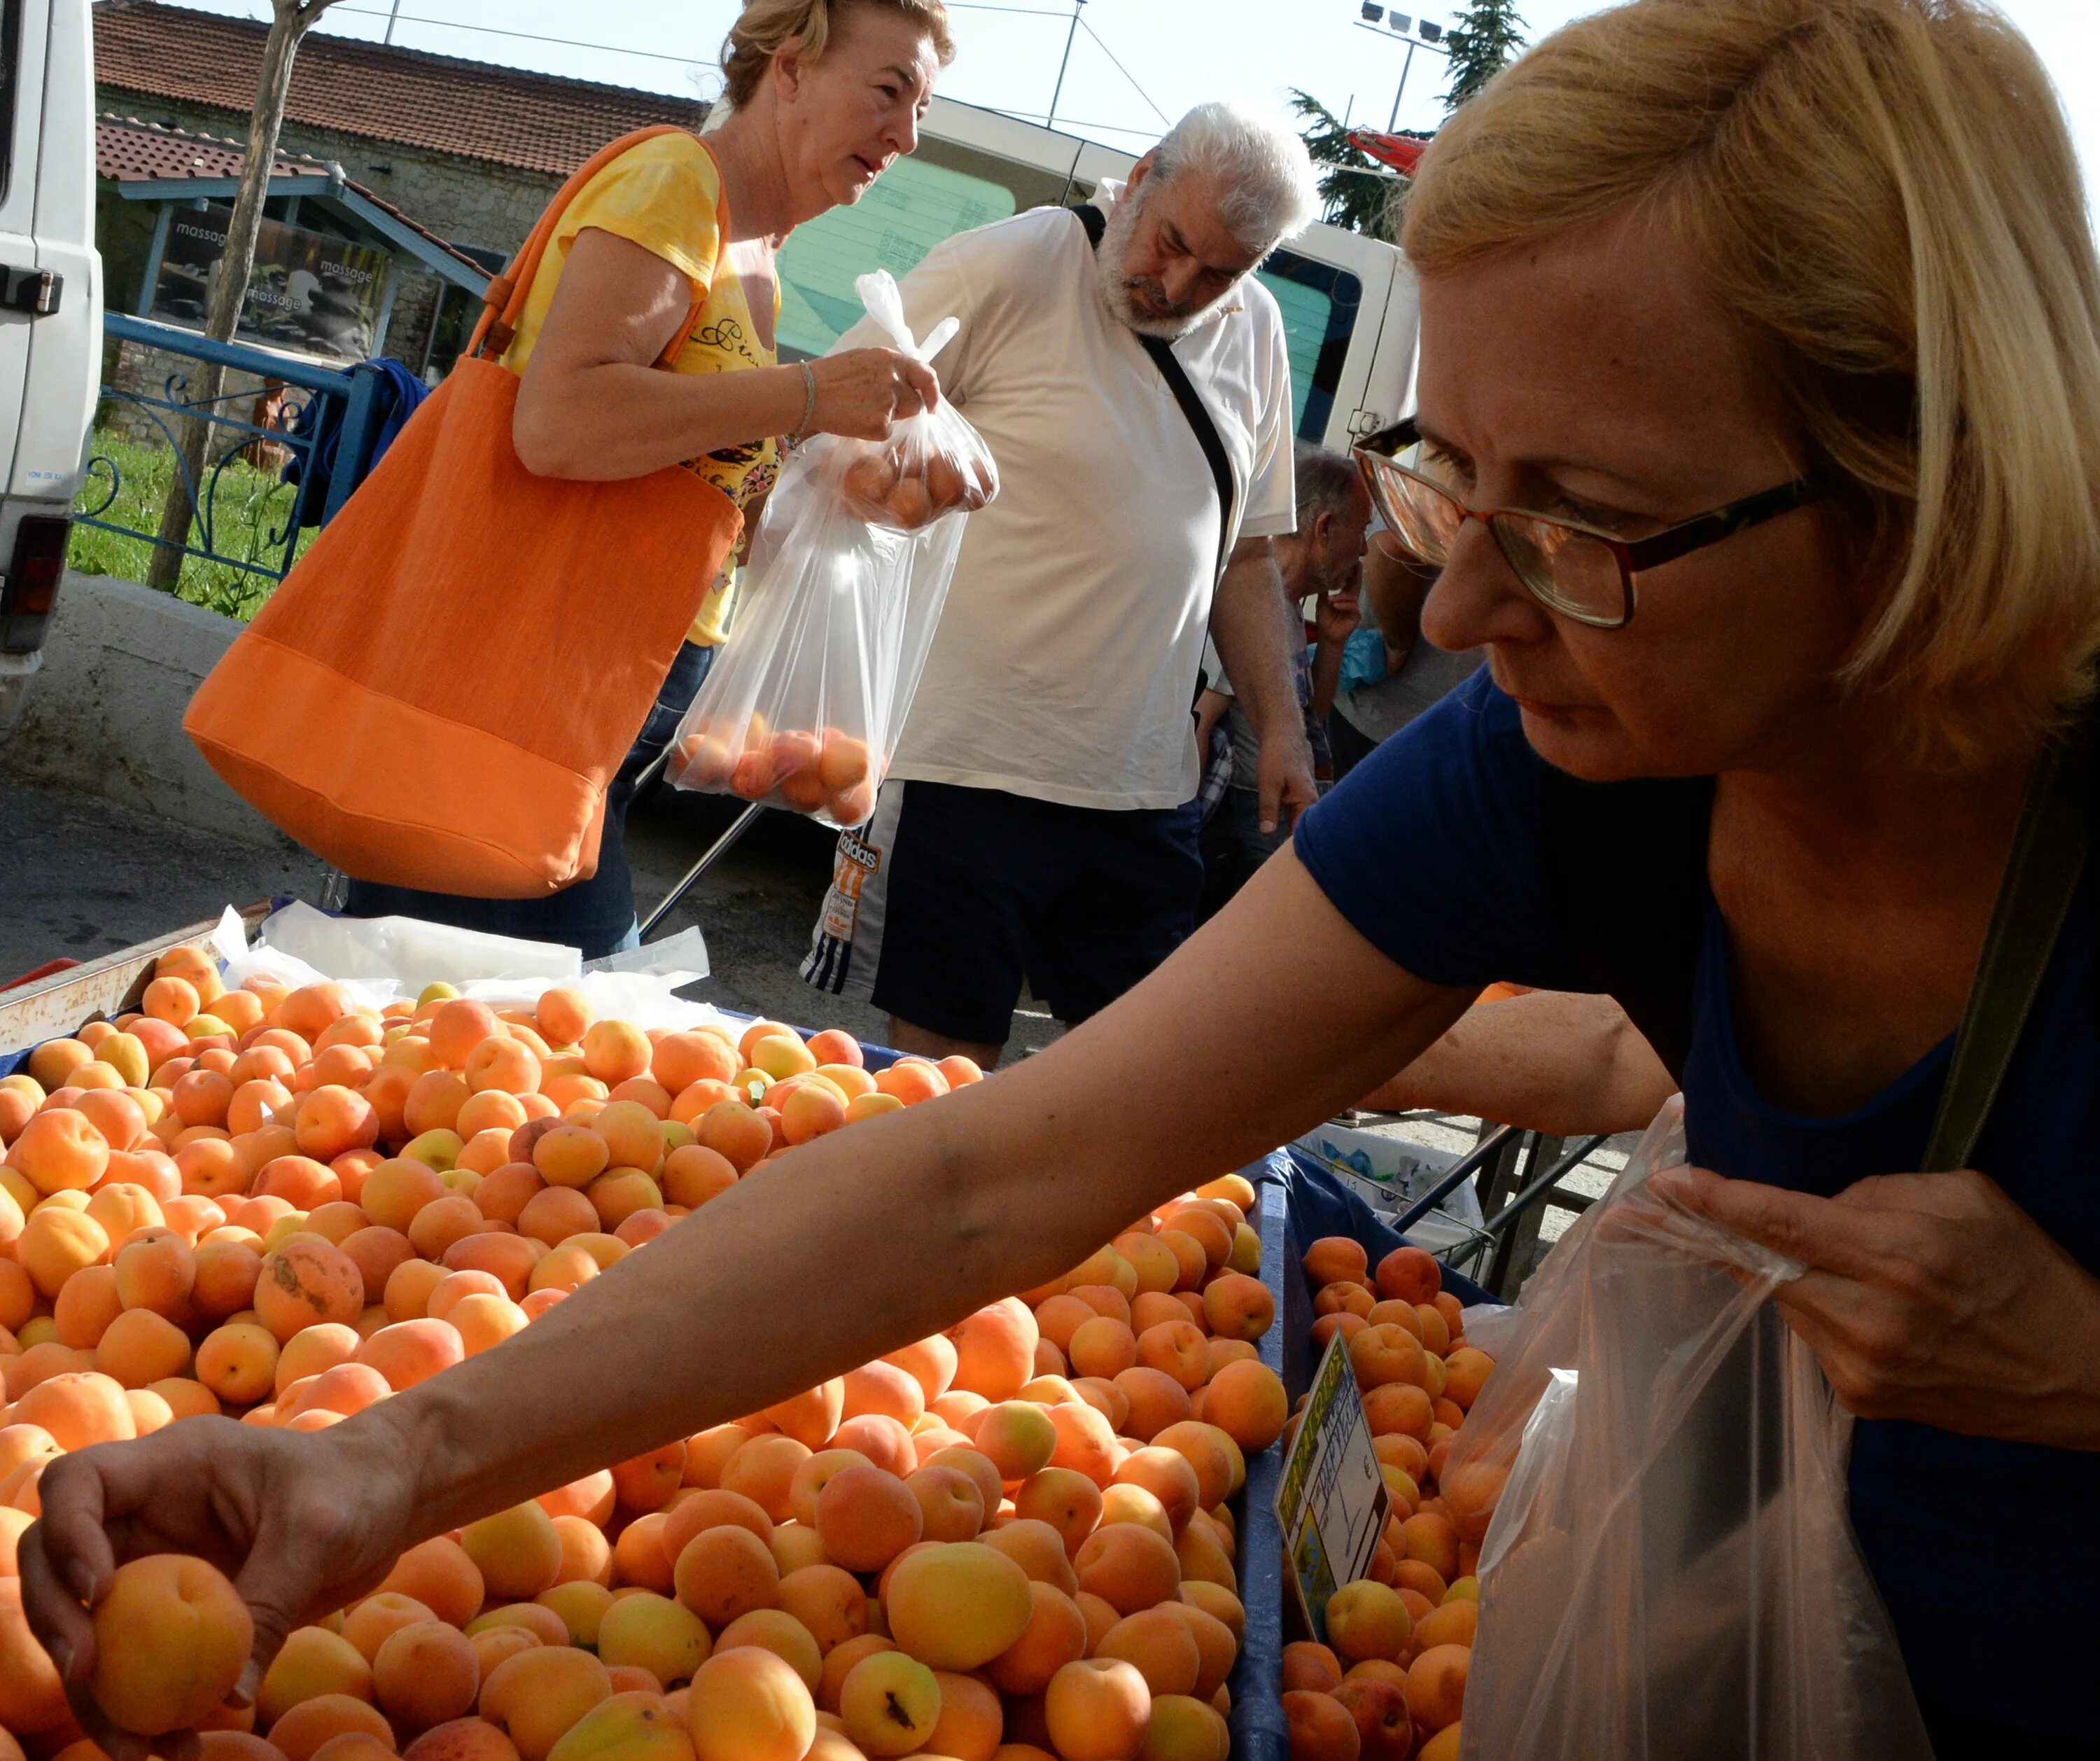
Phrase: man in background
[
  {"left": 1328, "top": 531, "right": 1482, "bottom": 777},
  {"left": 1196, "top": 444, "right": 1369, "bottom": 918},
  {"left": 804, "top": 104, "right": 1321, "bottom": 1066}
]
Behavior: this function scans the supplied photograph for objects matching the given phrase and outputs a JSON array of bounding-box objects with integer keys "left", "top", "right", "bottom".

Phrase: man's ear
[{"left": 1127, "top": 152, "right": 1156, "bottom": 197}]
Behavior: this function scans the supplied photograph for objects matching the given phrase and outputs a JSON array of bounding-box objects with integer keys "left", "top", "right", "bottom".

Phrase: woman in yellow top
[{"left": 344, "top": 0, "right": 951, "bottom": 957}]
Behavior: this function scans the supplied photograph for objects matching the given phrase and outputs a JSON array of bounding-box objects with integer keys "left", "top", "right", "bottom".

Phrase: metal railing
[{"left": 74, "top": 313, "right": 387, "bottom": 588}]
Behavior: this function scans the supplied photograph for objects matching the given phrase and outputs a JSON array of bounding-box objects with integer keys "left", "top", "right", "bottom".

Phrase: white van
[
  {"left": 0, "top": 0, "right": 102, "bottom": 730},
  {"left": 772, "top": 95, "right": 1418, "bottom": 455}
]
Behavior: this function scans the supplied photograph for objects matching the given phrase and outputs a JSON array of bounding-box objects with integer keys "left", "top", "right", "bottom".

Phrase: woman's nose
[{"left": 1421, "top": 519, "right": 1546, "bottom": 653}]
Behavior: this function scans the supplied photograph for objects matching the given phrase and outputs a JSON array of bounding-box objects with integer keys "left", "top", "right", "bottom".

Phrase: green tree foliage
[
  {"left": 1443, "top": 0, "right": 1528, "bottom": 113},
  {"left": 1288, "top": 90, "right": 1396, "bottom": 241}
]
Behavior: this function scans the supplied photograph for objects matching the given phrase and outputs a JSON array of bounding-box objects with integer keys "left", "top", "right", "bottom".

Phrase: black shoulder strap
[
  {"left": 1074, "top": 203, "right": 1238, "bottom": 585},
  {"left": 1922, "top": 728, "right": 2090, "bottom": 1170},
  {"left": 1539, "top": 767, "right": 1714, "bottom": 1085}
]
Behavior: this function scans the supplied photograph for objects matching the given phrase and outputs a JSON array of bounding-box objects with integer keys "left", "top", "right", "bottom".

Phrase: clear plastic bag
[
  {"left": 668, "top": 272, "right": 997, "bottom": 827},
  {"left": 1446, "top": 1101, "right": 1933, "bottom": 1761}
]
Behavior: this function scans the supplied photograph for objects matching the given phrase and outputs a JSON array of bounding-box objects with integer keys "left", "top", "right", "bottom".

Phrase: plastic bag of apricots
[
  {"left": 0, "top": 941, "right": 1297, "bottom": 1760},
  {"left": 668, "top": 272, "right": 997, "bottom": 829},
  {"left": 1403, "top": 1102, "right": 1932, "bottom": 1761}
]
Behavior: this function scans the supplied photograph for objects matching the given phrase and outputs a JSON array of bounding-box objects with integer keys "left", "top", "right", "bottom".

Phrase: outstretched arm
[{"left": 24, "top": 851, "right": 1473, "bottom": 1753}]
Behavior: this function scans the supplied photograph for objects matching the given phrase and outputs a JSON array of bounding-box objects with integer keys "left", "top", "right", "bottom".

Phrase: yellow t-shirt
[{"left": 502, "top": 131, "right": 781, "bottom": 646}]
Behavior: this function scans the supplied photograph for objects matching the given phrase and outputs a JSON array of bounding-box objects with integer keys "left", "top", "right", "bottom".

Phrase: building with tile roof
[{"left": 92, "top": 0, "right": 712, "bottom": 371}]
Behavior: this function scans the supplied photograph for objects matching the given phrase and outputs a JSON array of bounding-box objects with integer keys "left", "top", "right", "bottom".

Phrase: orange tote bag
[{"left": 185, "top": 126, "right": 743, "bottom": 898}]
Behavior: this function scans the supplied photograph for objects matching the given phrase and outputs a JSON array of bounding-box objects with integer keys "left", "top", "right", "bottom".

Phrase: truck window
[
  {"left": 1258, "top": 250, "right": 1363, "bottom": 440},
  {"left": 778, "top": 154, "right": 1018, "bottom": 359},
  {"left": 0, "top": 0, "right": 18, "bottom": 206}
]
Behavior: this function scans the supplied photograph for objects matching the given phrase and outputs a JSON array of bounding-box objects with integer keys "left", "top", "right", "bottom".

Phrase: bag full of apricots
[
  {"left": 668, "top": 272, "right": 998, "bottom": 830},
  {"left": 1415, "top": 1101, "right": 1933, "bottom": 1760},
  {"left": 0, "top": 941, "right": 1292, "bottom": 1761}
]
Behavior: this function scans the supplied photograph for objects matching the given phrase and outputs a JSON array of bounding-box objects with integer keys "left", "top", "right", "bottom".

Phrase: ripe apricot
[
  {"left": 673, "top": 1523, "right": 779, "bottom": 1627},
  {"left": 1114, "top": 1367, "right": 1192, "bottom": 1443},
  {"left": 88, "top": 1553, "right": 252, "bottom": 1735},
  {"left": 1011, "top": 1466, "right": 1100, "bottom": 1557},
  {"left": 479, "top": 1645, "right": 612, "bottom": 1761},
  {"left": 814, "top": 1464, "right": 923, "bottom": 1573},
  {"left": 776, "top": 1562, "right": 868, "bottom": 1655},
  {"left": 597, "top": 1589, "right": 710, "bottom": 1690},
  {"left": 16, "top": 1372, "right": 136, "bottom": 1449},
  {"left": 661, "top": 1144, "right": 736, "bottom": 1210},
  {"left": 975, "top": 1402, "right": 1058, "bottom": 1482},
  {"left": 96, "top": 1308, "right": 194, "bottom": 1389},
  {"left": 686, "top": 1645, "right": 816, "bottom": 1761},
  {"left": 1074, "top": 1523, "right": 1180, "bottom": 1616},
  {"left": 837, "top": 1648, "right": 938, "bottom": 1757},
  {"left": 461, "top": 1502, "right": 564, "bottom": 1602},
  {"left": 695, "top": 1102, "right": 771, "bottom": 1173},
  {"left": 582, "top": 1021, "right": 653, "bottom": 1086},
  {"left": 1404, "top": 1644, "right": 1468, "bottom": 1735},
  {"left": 885, "top": 1540, "right": 1032, "bottom": 1671},
  {"left": 10, "top": 1108, "right": 108, "bottom": 1195},
  {"left": 254, "top": 1239, "right": 364, "bottom": 1343},
  {"left": 268, "top": 1695, "right": 396, "bottom": 1761},
  {"left": 1441, "top": 1347, "right": 1494, "bottom": 1412},
  {"left": 1045, "top": 1659, "right": 1152, "bottom": 1761},
  {"left": 1201, "top": 1359, "right": 1287, "bottom": 1452}
]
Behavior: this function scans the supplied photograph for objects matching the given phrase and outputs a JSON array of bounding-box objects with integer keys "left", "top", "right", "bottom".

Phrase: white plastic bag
[
  {"left": 668, "top": 272, "right": 997, "bottom": 828},
  {"left": 1446, "top": 1101, "right": 1932, "bottom": 1761}
]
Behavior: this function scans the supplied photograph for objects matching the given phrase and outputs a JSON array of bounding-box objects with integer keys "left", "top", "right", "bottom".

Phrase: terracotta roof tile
[
  {"left": 93, "top": 0, "right": 708, "bottom": 177},
  {"left": 97, "top": 113, "right": 491, "bottom": 279}
]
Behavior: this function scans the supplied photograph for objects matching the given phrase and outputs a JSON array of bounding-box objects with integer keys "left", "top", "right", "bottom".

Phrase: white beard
[{"left": 1093, "top": 191, "right": 1222, "bottom": 342}]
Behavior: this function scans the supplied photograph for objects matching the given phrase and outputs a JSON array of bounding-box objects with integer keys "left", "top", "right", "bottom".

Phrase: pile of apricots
[
  {"left": 0, "top": 943, "right": 1291, "bottom": 1761},
  {"left": 1278, "top": 1237, "right": 1497, "bottom": 1761},
  {"left": 671, "top": 716, "right": 875, "bottom": 826},
  {"left": 836, "top": 443, "right": 993, "bottom": 533}
]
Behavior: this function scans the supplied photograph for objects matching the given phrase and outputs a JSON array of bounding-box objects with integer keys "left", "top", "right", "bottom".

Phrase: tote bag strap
[
  {"left": 469, "top": 125, "right": 732, "bottom": 369},
  {"left": 1921, "top": 726, "right": 2092, "bottom": 1172}
]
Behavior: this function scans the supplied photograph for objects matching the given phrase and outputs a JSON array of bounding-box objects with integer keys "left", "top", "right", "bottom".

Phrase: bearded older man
[{"left": 804, "top": 102, "right": 1320, "bottom": 1065}]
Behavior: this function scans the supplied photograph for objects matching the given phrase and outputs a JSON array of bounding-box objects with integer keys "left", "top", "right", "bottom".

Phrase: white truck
[
  {"left": 0, "top": 0, "right": 102, "bottom": 735},
  {"left": 771, "top": 95, "right": 1419, "bottom": 457}
]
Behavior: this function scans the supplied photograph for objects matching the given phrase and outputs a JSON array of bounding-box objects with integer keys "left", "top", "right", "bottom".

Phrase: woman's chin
[{"left": 1514, "top": 704, "right": 1653, "bottom": 782}]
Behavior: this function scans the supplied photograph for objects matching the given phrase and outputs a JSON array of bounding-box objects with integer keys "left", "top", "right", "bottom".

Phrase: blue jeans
[{"left": 343, "top": 641, "right": 715, "bottom": 959}]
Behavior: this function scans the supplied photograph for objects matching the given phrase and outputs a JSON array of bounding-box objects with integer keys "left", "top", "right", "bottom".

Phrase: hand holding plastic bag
[
  {"left": 669, "top": 272, "right": 996, "bottom": 827},
  {"left": 832, "top": 275, "right": 996, "bottom": 528},
  {"left": 1446, "top": 1101, "right": 1933, "bottom": 1761}
]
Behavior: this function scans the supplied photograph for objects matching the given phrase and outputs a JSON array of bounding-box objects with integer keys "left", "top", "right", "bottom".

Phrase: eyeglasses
[{"left": 1352, "top": 418, "right": 1821, "bottom": 629}]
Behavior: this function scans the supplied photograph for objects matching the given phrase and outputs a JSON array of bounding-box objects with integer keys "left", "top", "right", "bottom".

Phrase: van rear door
[
  {"left": 10, "top": 0, "right": 99, "bottom": 503},
  {"left": 0, "top": 0, "right": 43, "bottom": 495}
]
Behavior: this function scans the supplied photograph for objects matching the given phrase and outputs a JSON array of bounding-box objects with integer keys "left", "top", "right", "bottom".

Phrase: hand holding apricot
[
  {"left": 1656, "top": 1164, "right": 2100, "bottom": 1447},
  {"left": 21, "top": 1415, "right": 421, "bottom": 1761}
]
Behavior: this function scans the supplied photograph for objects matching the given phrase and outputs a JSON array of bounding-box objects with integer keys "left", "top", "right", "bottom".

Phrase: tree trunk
[{"left": 148, "top": 2, "right": 328, "bottom": 592}]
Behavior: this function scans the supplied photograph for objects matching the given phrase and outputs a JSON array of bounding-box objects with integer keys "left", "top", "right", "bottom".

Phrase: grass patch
[{"left": 69, "top": 425, "right": 316, "bottom": 621}]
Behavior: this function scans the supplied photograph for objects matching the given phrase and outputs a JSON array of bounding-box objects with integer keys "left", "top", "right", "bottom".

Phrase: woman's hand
[
  {"left": 808, "top": 349, "right": 940, "bottom": 441},
  {"left": 20, "top": 1416, "right": 421, "bottom": 1760},
  {"left": 1656, "top": 1166, "right": 2100, "bottom": 1448}
]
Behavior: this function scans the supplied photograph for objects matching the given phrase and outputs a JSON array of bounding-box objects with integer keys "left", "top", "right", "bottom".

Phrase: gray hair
[
  {"left": 1294, "top": 443, "right": 1362, "bottom": 535},
  {"left": 1151, "top": 101, "right": 1320, "bottom": 251}
]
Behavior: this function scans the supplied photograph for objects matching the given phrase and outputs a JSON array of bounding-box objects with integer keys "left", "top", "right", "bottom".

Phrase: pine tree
[
  {"left": 1442, "top": 0, "right": 1528, "bottom": 114},
  {"left": 1288, "top": 90, "right": 1399, "bottom": 241}
]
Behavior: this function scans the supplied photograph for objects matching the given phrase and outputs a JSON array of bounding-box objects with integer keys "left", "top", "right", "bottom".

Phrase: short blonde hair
[
  {"left": 722, "top": 0, "right": 955, "bottom": 111},
  {"left": 1403, "top": 0, "right": 2100, "bottom": 765}
]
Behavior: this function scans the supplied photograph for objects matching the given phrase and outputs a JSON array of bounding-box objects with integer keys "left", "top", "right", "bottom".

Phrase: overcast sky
[{"left": 186, "top": 0, "right": 2098, "bottom": 198}]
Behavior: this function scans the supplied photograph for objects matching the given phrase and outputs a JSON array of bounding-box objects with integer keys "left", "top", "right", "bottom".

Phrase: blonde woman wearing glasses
[{"left": 27, "top": 4, "right": 2100, "bottom": 1750}]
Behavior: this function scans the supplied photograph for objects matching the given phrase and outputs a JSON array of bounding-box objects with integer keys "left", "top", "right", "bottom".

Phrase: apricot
[
  {"left": 1072, "top": 1523, "right": 1180, "bottom": 1617},
  {"left": 253, "top": 1240, "right": 364, "bottom": 1343},
  {"left": 882, "top": 1540, "right": 1032, "bottom": 1671},
  {"left": 1045, "top": 1659, "right": 1150, "bottom": 1761},
  {"left": 1011, "top": 1466, "right": 1100, "bottom": 1557},
  {"left": 1096, "top": 1607, "right": 1201, "bottom": 1697},
  {"left": 1398, "top": 1512, "right": 1461, "bottom": 1582},
  {"left": 368, "top": 1620, "right": 478, "bottom": 1730},
  {"left": 463, "top": 1502, "right": 566, "bottom": 1601},
  {"left": 1113, "top": 1448, "right": 1200, "bottom": 1536},
  {"left": 582, "top": 1021, "right": 653, "bottom": 1087},
  {"left": 1441, "top": 1347, "right": 1494, "bottom": 1412},
  {"left": 1326, "top": 1580, "right": 1412, "bottom": 1665},
  {"left": 10, "top": 1108, "right": 108, "bottom": 1196},
  {"left": 673, "top": 1523, "right": 778, "bottom": 1627},
  {"left": 16, "top": 1372, "right": 136, "bottom": 1449},
  {"left": 1113, "top": 1367, "right": 1191, "bottom": 1443},
  {"left": 256, "top": 1624, "right": 373, "bottom": 1728},
  {"left": 536, "top": 987, "right": 594, "bottom": 1047},
  {"left": 685, "top": 1644, "right": 816, "bottom": 1761},
  {"left": 86, "top": 1554, "right": 251, "bottom": 1736},
  {"left": 268, "top": 1696, "right": 396, "bottom": 1761},
  {"left": 96, "top": 1307, "right": 193, "bottom": 1388},
  {"left": 479, "top": 1645, "right": 613, "bottom": 1761},
  {"left": 1200, "top": 1359, "right": 1287, "bottom": 1452},
  {"left": 340, "top": 1591, "right": 436, "bottom": 1664},
  {"left": 1045, "top": 1398, "right": 1121, "bottom": 1485},
  {"left": 1373, "top": 1245, "right": 1439, "bottom": 1305}
]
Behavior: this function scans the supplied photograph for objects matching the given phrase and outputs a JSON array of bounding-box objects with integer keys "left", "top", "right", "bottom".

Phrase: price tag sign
[{"left": 1273, "top": 1329, "right": 1391, "bottom": 1641}]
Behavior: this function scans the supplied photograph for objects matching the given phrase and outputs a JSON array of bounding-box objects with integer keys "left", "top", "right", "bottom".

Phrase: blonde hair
[
  {"left": 1403, "top": 0, "right": 2100, "bottom": 765},
  {"left": 722, "top": 0, "right": 954, "bottom": 111}
]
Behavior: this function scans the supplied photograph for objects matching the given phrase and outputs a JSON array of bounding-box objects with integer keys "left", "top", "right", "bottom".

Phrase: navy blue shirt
[{"left": 1296, "top": 669, "right": 2100, "bottom": 1743}]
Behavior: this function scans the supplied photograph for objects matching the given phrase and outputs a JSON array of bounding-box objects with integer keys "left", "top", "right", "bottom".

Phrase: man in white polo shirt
[{"left": 802, "top": 103, "right": 1320, "bottom": 1064}]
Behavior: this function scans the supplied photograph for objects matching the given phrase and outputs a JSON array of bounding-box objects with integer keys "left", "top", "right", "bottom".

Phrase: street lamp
[{"left": 1354, "top": 6, "right": 1451, "bottom": 128}]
